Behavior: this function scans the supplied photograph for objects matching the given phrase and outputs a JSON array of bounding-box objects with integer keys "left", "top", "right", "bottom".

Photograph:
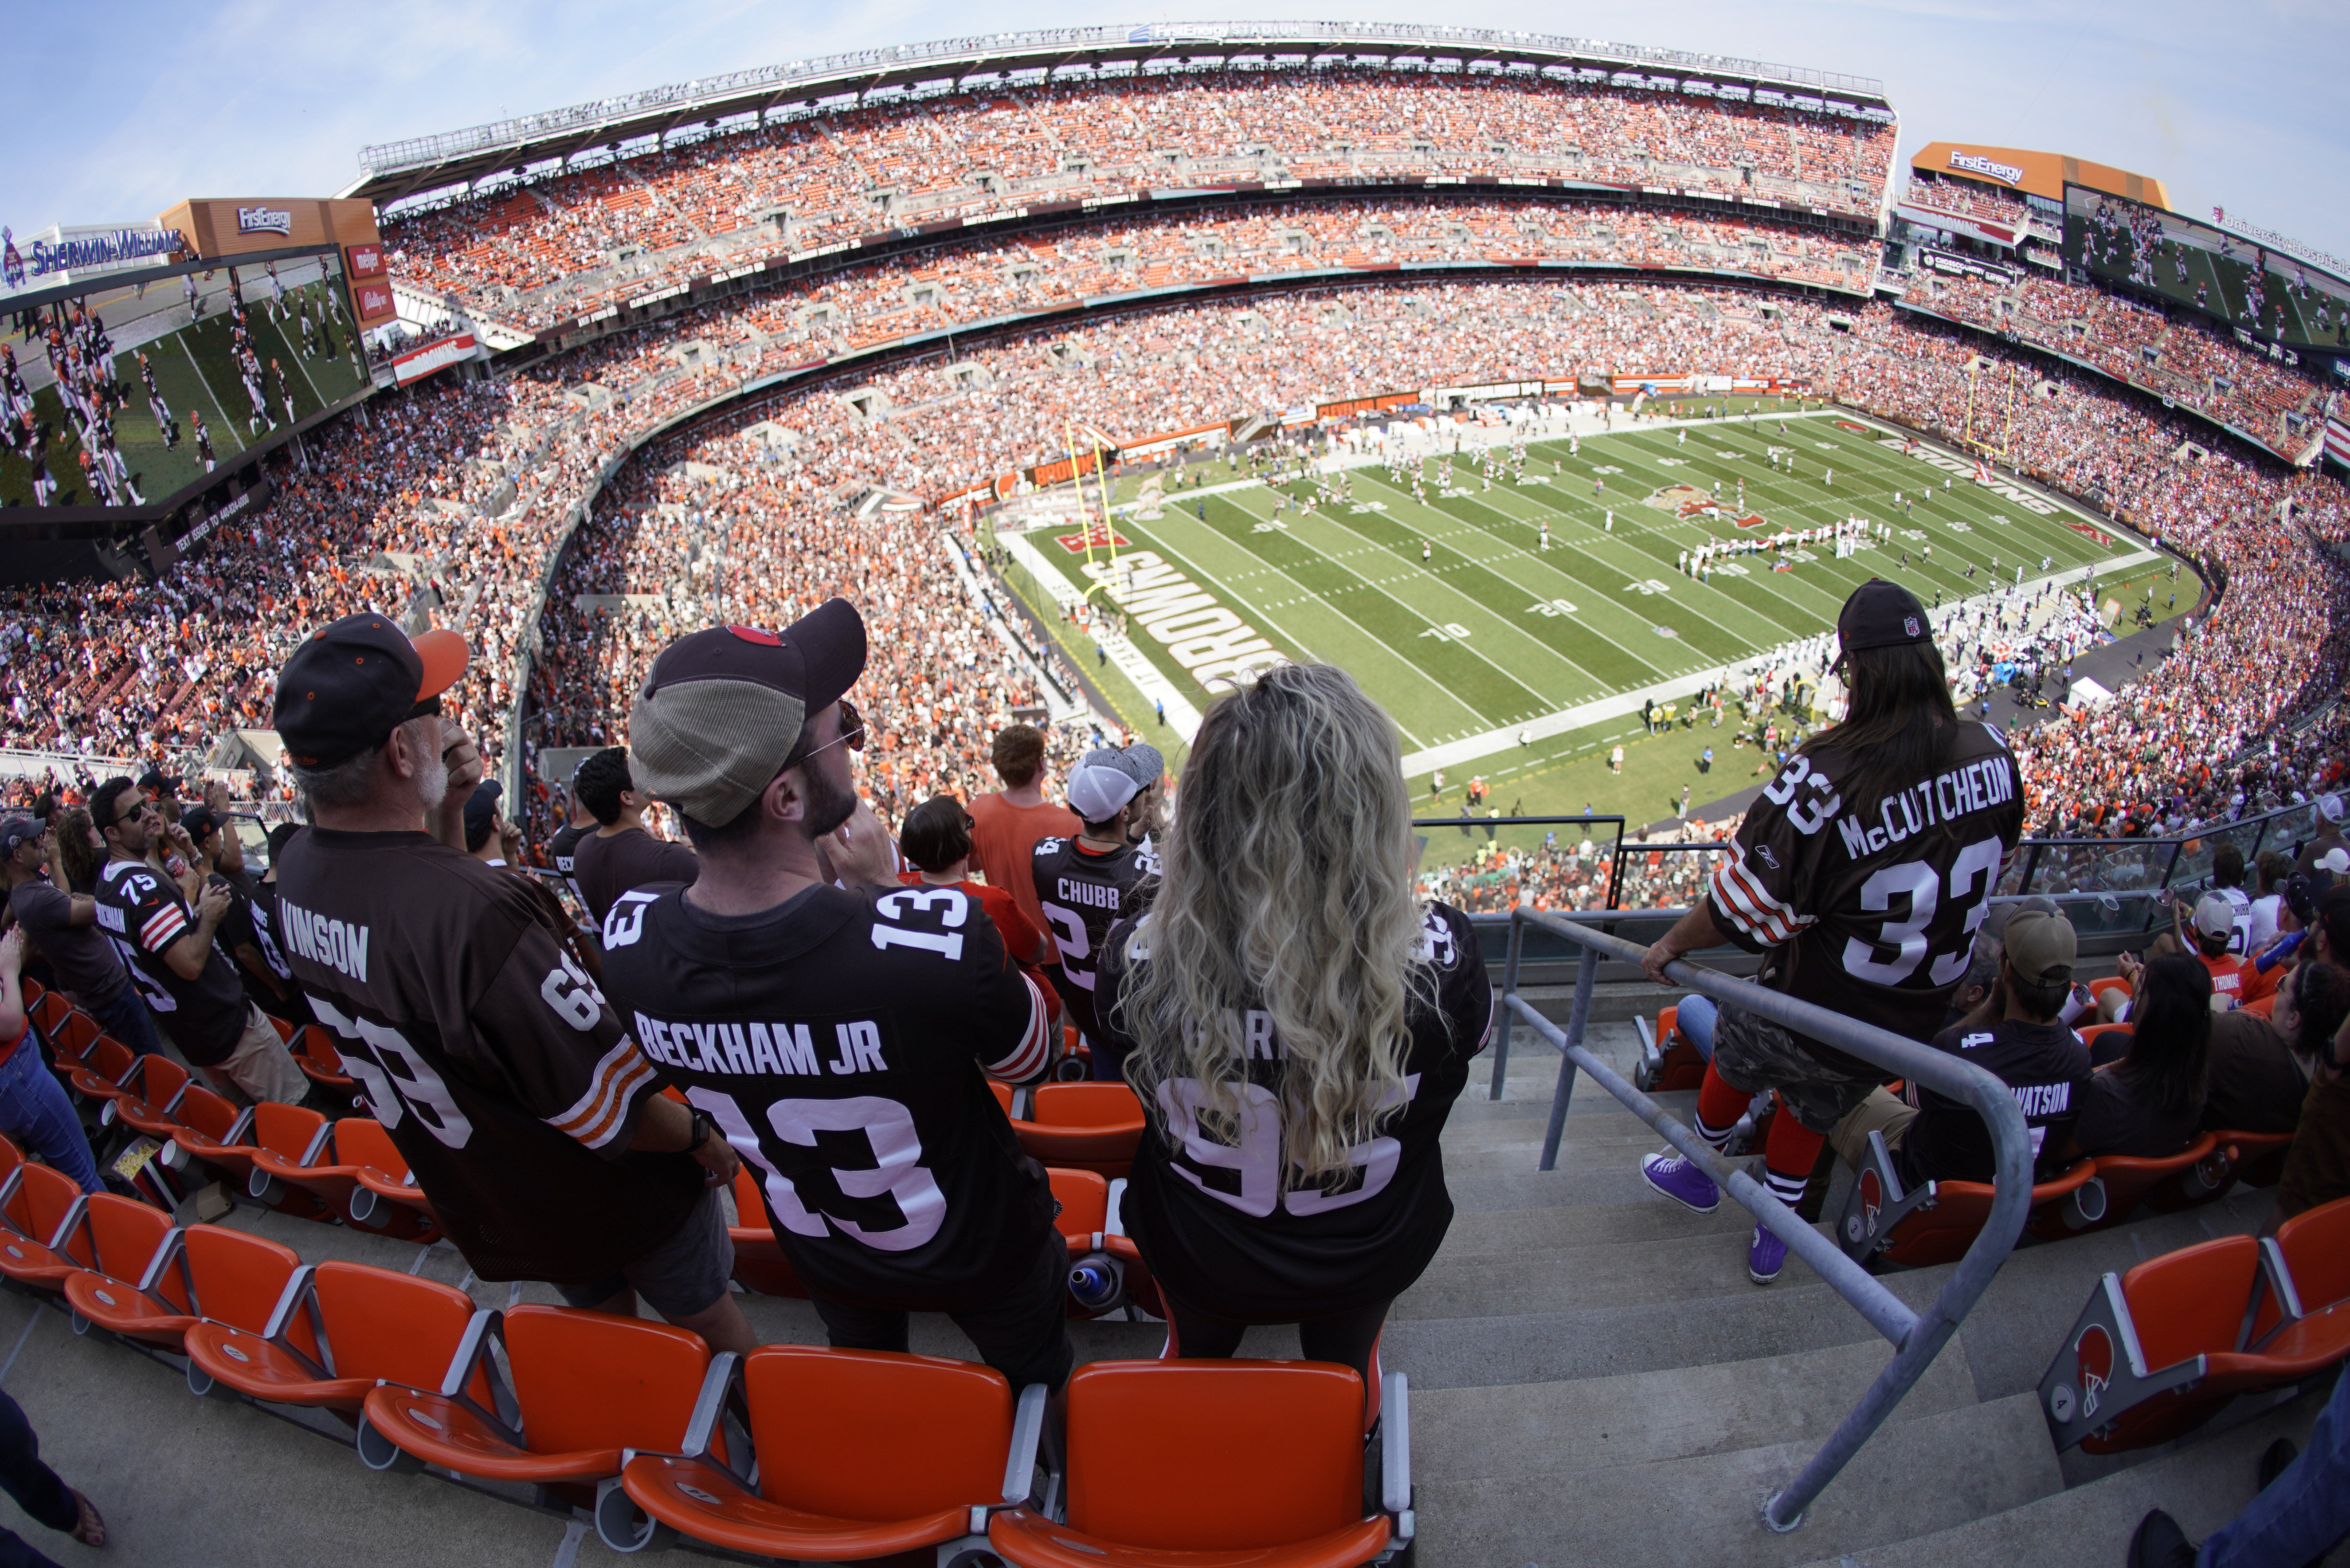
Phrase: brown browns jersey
[
  {"left": 274, "top": 827, "right": 701, "bottom": 1284},
  {"left": 1707, "top": 722, "right": 2025, "bottom": 1071}
]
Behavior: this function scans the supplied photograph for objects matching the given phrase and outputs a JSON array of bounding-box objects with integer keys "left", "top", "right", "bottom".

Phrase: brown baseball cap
[
  {"left": 627, "top": 599, "right": 867, "bottom": 829},
  {"left": 2003, "top": 909, "right": 2078, "bottom": 987}
]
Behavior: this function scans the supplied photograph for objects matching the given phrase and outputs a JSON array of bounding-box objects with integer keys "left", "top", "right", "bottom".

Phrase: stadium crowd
[{"left": 384, "top": 69, "right": 1895, "bottom": 329}]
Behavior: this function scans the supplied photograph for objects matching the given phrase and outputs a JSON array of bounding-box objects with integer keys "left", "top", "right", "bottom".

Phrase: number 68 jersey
[
  {"left": 598, "top": 879, "right": 1058, "bottom": 1311},
  {"left": 1708, "top": 722, "right": 2026, "bottom": 1071}
]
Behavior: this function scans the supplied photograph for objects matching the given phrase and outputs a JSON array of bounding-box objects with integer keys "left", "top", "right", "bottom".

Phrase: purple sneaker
[
  {"left": 1748, "top": 1223, "right": 1788, "bottom": 1286},
  {"left": 1639, "top": 1151, "right": 1719, "bottom": 1214}
]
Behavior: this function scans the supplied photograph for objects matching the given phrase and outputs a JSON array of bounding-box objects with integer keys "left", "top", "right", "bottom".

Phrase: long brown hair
[{"left": 1805, "top": 640, "right": 1959, "bottom": 808}]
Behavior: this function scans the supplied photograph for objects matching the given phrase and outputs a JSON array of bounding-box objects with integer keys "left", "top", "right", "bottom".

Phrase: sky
[{"left": 4, "top": 0, "right": 2344, "bottom": 260}]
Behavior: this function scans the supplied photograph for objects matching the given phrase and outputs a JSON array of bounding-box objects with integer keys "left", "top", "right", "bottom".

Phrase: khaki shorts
[
  {"left": 1830, "top": 1087, "right": 1920, "bottom": 1172},
  {"left": 203, "top": 1005, "right": 309, "bottom": 1107}
]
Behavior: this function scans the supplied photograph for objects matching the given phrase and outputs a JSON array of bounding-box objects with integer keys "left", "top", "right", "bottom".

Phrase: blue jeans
[
  {"left": 83, "top": 987, "right": 164, "bottom": 1060},
  {"left": 0, "top": 1031, "right": 103, "bottom": 1197},
  {"left": 1676, "top": 994, "right": 1719, "bottom": 1062},
  {"left": 2201, "top": 1361, "right": 2350, "bottom": 1568},
  {"left": 0, "top": 1388, "right": 75, "bottom": 1568}
]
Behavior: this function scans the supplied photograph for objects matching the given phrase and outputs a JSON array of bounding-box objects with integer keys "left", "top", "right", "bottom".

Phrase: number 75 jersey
[
  {"left": 1708, "top": 723, "right": 2025, "bottom": 1069},
  {"left": 598, "top": 880, "right": 1058, "bottom": 1309}
]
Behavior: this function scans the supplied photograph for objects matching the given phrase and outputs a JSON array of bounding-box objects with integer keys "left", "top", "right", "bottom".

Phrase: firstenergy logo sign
[
  {"left": 1950, "top": 151, "right": 2026, "bottom": 186},
  {"left": 236, "top": 206, "right": 293, "bottom": 236}
]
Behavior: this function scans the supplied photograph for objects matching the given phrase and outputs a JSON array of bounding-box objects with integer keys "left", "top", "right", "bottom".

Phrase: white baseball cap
[
  {"left": 2319, "top": 847, "right": 2350, "bottom": 875},
  {"left": 2192, "top": 893, "right": 2236, "bottom": 941},
  {"left": 2322, "top": 793, "right": 2345, "bottom": 825},
  {"left": 1066, "top": 745, "right": 1163, "bottom": 823}
]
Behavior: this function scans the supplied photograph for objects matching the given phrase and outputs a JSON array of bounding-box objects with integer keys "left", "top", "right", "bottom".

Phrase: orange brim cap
[{"left": 412, "top": 628, "right": 470, "bottom": 700}]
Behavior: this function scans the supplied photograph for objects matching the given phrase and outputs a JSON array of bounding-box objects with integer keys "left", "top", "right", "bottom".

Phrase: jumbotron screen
[{"left": 2064, "top": 184, "right": 2350, "bottom": 353}]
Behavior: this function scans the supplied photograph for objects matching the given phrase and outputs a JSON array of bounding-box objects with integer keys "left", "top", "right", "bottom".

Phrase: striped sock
[
  {"left": 1763, "top": 1111, "right": 1827, "bottom": 1209},
  {"left": 1694, "top": 1065, "right": 1746, "bottom": 1151}
]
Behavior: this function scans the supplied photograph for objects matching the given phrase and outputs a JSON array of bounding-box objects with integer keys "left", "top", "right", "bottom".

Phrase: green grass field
[{"left": 1002, "top": 407, "right": 2196, "bottom": 866}]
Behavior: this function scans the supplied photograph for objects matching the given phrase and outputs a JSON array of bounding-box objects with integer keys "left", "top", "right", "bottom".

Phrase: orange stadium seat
[
  {"left": 725, "top": 1166, "right": 803, "bottom": 1298},
  {"left": 1635, "top": 1004, "right": 1707, "bottom": 1093},
  {"left": 608, "top": 1345, "right": 1041, "bottom": 1560},
  {"left": 1014, "top": 1083, "right": 1146, "bottom": 1180},
  {"left": 161, "top": 1088, "right": 259, "bottom": 1190},
  {"left": 103, "top": 1053, "right": 192, "bottom": 1143},
  {"left": 2074, "top": 1021, "right": 2134, "bottom": 1061},
  {"left": 990, "top": 1360, "right": 1407, "bottom": 1568},
  {"left": 0, "top": 1164, "right": 97, "bottom": 1292},
  {"left": 2205, "top": 1128, "right": 2297, "bottom": 1192},
  {"left": 334, "top": 1119, "right": 439, "bottom": 1239},
  {"left": 58, "top": 1034, "right": 137, "bottom": 1109},
  {"left": 2031, "top": 1133, "right": 2222, "bottom": 1239},
  {"left": 361, "top": 1305, "right": 710, "bottom": 1508},
  {"left": 248, "top": 1108, "right": 366, "bottom": 1217},
  {"left": 189, "top": 1261, "right": 485, "bottom": 1425},
  {"left": 61, "top": 1194, "right": 191, "bottom": 1348},
  {"left": 1841, "top": 1127, "right": 2102, "bottom": 1269},
  {"left": 292, "top": 1025, "right": 356, "bottom": 1096}
]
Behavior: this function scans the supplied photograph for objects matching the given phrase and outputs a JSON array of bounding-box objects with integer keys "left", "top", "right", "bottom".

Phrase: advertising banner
[
  {"left": 390, "top": 332, "right": 476, "bottom": 386},
  {"left": 155, "top": 196, "right": 380, "bottom": 261}
]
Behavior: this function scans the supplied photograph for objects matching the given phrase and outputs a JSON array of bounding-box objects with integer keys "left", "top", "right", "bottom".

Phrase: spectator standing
[
  {"left": 0, "top": 928, "right": 105, "bottom": 1196},
  {"left": 2068, "top": 956, "right": 2210, "bottom": 1158},
  {"left": 465, "top": 780, "right": 604, "bottom": 982},
  {"left": 2275, "top": 979, "right": 2350, "bottom": 1221},
  {"left": 968, "top": 724, "right": 1079, "bottom": 941},
  {"left": 2296, "top": 794, "right": 2348, "bottom": 876},
  {"left": 546, "top": 775, "right": 597, "bottom": 913},
  {"left": 89, "top": 776, "right": 306, "bottom": 1106},
  {"left": 0, "top": 1388, "right": 106, "bottom": 1562},
  {"left": 899, "top": 794, "right": 1056, "bottom": 1002},
  {"left": 572, "top": 746, "right": 698, "bottom": 929},
  {"left": 0, "top": 816, "right": 166, "bottom": 1058},
  {"left": 598, "top": 607, "right": 1069, "bottom": 1392},
  {"left": 1099, "top": 663, "right": 1489, "bottom": 1395},
  {"left": 2130, "top": 1361, "right": 2350, "bottom": 1566},
  {"left": 1639, "top": 580, "right": 2025, "bottom": 1286},
  {"left": 180, "top": 805, "right": 303, "bottom": 1025},
  {"left": 1031, "top": 748, "right": 1163, "bottom": 1079},
  {"left": 270, "top": 615, "right": 750, "bottom": 1351}
]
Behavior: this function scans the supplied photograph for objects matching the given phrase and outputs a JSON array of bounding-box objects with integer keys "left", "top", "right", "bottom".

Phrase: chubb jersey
[
  {"left": 1031, "top": 836, "right": 1160, "bottom": 1045},
  {"left": 598, "top": 880, "right": 1055, "bottom": 1310},
  {"left": 274, "top": 828, "right": 703, "bottom": 1284},
  {"left": 1708, "top": 723, "right": 2025, "bottom": 1071},
  {"left": 1096, "top": 902, "right": 1492, "bottom": 1317}
]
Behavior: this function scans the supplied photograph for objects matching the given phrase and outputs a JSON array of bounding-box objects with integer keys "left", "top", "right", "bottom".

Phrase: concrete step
[
  {"left": 1799, "top": 1383, "right": 2336, "bottom": 1568},
  {"left": 1395, "top": 1222, "right": 1829, "bottom": 1320},
  {"left": 1415, "top": 1391, "right": 2062, "bottom": 1568}
]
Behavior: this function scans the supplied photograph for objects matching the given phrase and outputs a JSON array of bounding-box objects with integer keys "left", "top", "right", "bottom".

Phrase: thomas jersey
[
  {"left": 93, "top": 860, "right": 248, "bottom": 1064},
  {"left": 1707, "top": 723, "right": 2025, "bottom": 1070},
  {"left": 597, "top": 880, "right": 1055, "bottom": 1311},
  {"left": 1030, "top": 836, "right": 1160, "bottom": 1041},
  {"left": 274, "top": 828, "right": 702, "bottom": 1284},
  {"left": 1096, "top": 902, "right": 1492, "bottom": 1317}
]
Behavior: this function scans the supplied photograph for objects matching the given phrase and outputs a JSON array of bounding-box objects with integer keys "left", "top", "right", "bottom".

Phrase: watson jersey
[
  {"left": 1898, "top": 1018, "right": 2091, "bottom": 1185},
  {"left": 1096, "top": 903, "right": 1492, "bottom": 1317},
  {"left": 597, "top": 880, "right": 1055, "bottom": 1311},
  {"left": 274, "top": 828, "right": 702, "bottom": 1284},
  {"left": 1031, "top": 836, "right": 1159, "bottom": 1040},
  {"left": 1707, "top": 723, "right": 2025, "bottom": 1072},
  {"left": 94, "top": 860, "right": 248, "bottom": 1064}
]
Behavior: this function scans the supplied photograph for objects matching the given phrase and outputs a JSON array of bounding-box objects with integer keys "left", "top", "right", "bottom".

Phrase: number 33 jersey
[
  {"left": 598, "top": 880, "right": 1057, "bottom": 1311},
  {"left": 1095, "top": 902, "right": 1492, "bottom": 1317},
  {"left": 1708, "top": 723, "right": 2025, "bottom": 1070}
]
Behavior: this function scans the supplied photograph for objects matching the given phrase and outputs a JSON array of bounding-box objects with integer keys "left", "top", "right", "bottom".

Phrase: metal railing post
[
  {"left": 1536, "top": 940, "right": 1596, "bottom": 1170},
  {"left": 1490, "top": 908, "right": 1526, "bottom": 1101}
]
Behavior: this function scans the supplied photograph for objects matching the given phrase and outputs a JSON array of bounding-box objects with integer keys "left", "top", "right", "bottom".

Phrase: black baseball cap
[
  {"left": 462, "top": 780, "right": 503, "bottom": 852},
  {"left": 138, "top": 767, "right": 183, "bottom": 795},
  {"left": 1837, "top": 579, "right": 1932, "bottom": 654},
  {"left": 628, "top": 599, "right": 867, "bottom": 829},
  {"left": 273, "top": 615, "right": 470, "bottom": 769},
  {"left": 179, "top": 805, "right": 223, "bottom": 844}
]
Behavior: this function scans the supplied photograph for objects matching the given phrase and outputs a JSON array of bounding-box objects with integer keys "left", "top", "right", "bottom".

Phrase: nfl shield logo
[{"left": 1903, "top": 615, "right": 1921, "bottom": 637}]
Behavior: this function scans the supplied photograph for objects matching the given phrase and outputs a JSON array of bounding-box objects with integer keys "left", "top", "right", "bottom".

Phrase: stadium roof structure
[{"left": 347, "top": 21, "right": 1893, "bottom": 207}]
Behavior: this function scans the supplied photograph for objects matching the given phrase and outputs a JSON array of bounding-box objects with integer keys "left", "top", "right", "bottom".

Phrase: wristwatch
[{"left": 685, "top": 1108, "right": 715, "bottom": 1154}]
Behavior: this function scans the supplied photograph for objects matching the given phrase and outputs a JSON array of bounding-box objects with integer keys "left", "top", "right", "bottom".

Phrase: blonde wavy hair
[{"left": 1116, "top": 663, "right": 1433, "bottom": 1184}]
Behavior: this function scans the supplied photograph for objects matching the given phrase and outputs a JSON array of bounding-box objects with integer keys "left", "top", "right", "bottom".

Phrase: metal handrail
[{"left": 1495, "top": 905, "right": 2032, "bottom": 1533}]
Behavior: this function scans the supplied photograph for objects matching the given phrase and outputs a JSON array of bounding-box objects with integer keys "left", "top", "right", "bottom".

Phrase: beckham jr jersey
[
  {"left": 598, "top": 880, "right": 1055, "bottom": 1311},
  {"left": 1707, "top": 723, "right": 2025, "bottom": 1073},
  {"left": 1031, "top": 836, "right": 1160, "bottom": 1046},
  {"left": 1096, "top": 903, "right": 1492, "bottom": 1318}
]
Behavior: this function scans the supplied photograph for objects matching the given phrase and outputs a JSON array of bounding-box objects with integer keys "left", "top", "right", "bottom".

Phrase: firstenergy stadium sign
[{"left": 1949, "top": 150, "right": 2026, "bottom": 186}]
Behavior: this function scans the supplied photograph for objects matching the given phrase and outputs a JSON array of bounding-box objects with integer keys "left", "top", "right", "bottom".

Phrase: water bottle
[{"left": 1067, "top": 1252, "right": 1124, "bottom": 1315}]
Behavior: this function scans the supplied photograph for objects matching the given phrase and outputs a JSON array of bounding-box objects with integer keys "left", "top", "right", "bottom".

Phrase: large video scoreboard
[{"left": 2065, "top": 184, "right": 2350, "bottom": 358}]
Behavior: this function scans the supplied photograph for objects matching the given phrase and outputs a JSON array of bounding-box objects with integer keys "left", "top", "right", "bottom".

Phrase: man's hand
[
  {"left": 197, "top": 879, "right": 233, "bottom": 925},
  {"left": 205, "top": 780, "right": 231, "bottom": 814},
  {"left": 426, "top": 721, "right": 484, "bottom": 851},
  {"left": 1641, "top": 937, "right": 1680, "bottom": 986},
  {"left": 498, "top": 818, "right": 525, "bottom": 863},
  {"left": 692, "top": 1125, "right": 740, "bottom": 1188},
  {"left": 0, "top": 927, "right": 23, "bottom": 980},
  {"left": 820, "top": 800, "right": 901, "bottom": 889}
]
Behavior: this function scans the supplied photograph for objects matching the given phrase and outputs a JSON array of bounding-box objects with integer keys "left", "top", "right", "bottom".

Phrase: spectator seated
[
  {"left": 607, "top": 1344, "right": 1044, "bottom": 1559},
  {"left": 1840, "top": 1127, "right": 2101, "bottom": 1267}
]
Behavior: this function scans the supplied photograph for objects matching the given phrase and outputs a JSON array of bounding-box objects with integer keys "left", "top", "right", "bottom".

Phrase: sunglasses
[
  {"left": 800, "top": 699, "right": 867, "bottom": 761},
  {"left": 110, "top": 796, "right": 158, "bottom": 830}
]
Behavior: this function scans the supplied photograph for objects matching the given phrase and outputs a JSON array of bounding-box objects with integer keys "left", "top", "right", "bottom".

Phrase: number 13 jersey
[
  {"left": 598, "top": 880, "right": 1056, "bottom": 1311},
  {"left": 1708, "top": 722, "right": 2025, "bottom": 1071}
]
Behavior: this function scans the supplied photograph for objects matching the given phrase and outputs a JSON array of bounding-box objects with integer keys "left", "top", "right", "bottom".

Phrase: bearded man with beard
[
  {"left": 595, "top": 603, "right": 1072, "bottom": 1394},
  {"left": 271, "top": 615, "right": 752, "bottom": 1351}
]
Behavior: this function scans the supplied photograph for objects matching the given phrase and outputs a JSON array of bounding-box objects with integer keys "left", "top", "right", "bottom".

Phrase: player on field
[
  {"left": 598, "top": 605, "right": 1072, "bottom": 1393},
  {"left": 271, "top": 615, "right": 752, "bottom": 1351},
  {"left": 1637, "top": 580, "right": 2025, "bottom": 1285},
  {"left": 1097, "top": 662, "right": 1490, "bottom": 1398},
  {"left": 1032, "top": 746, "right": 1163, "bottom": 1078}
]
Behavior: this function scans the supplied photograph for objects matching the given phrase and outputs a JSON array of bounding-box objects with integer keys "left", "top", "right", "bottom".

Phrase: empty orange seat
[
  {"left": 333, "top": 1119, "right": 438, "bottom": 1239},
  {"left": 1014, "top": 1084, "right": 1145, "bottom": 1179},
  {"left": 164, "top": 1088, "right": 259, "bottom": 1189},
  {"left": 611, "top": 1345, "right": 1041, "bottom": 1560},
  {"left": 61, "top": 1194, "right": 192, "bottom": 1348},
  {"left": 361, "top": 1305, "right": 711, "bottom": 1505},
  {"left": 249, "top": 1106, "right": 364, "bottom": 1217},
  {"left": 726, "top": 1166, "right": 803, "bottom": 1298},
  {"left": 105, "top": 1054, "right": 193, "bottom": 1143},
  {"left": 59, "top": 1034, "right": 137, "bottom": 1108},
  {"left": 1635, "top": 1004, "right": 1705, "bottom": 1093},
  {"left": 990, "top": 1360, "right": 1405, "bottom": 1568},
  {"left": 2033, "top": 1133, "right": 2221, "bottom": 1239},
  {"left": 293, "top": 1025, "right": 355, "bottom": 1093},
  {"left": 0, "top": 1165, "right": 97, "bottom": 1291},
  {"left": 188, "top": 1260, "right": 482, "bottom": 1422}
]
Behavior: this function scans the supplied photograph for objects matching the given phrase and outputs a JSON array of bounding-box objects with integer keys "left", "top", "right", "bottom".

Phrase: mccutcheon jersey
[
  {"left": 596, "top": 880, "right": 1057, "bottom": 1312},
  {"left": 1707, "top": 723, "right": 2025, "bottom": 1073},
  {"left": 273, "top": 828, "right": 703, "bottom": 1285},
  {"left": 1095, "top": 902, "right": 1492, "bottom": 1318},
  {"left": 1031, "top": 836, "right": 1160, "bottom": 1042}
]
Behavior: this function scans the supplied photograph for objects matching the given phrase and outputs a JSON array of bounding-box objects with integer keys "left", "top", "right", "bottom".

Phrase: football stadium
[{"left": 0, "top": 20, "right": 2346, "bottom": 1568}]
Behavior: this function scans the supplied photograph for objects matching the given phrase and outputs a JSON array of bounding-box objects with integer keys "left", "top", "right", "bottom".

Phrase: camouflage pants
[{"left": 1707, "top": 1003, "right": 1885, "bottom": 1136}]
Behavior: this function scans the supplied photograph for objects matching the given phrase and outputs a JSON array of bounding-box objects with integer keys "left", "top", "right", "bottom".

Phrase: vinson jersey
[
  {"left": 1031, "top": 836, "right": 1160, "bottom": 1043},
  {"left": 598, "top": 880, "right": 1055, "bottom": 1311},
  {"left": 1707, "top": 723, "right": 2025, "bottom": 1072},
  {"left": 1096, "top": 903, "right": 1492, "bottom": 1317},
  {"left": 274, "top": 828, "right": 702, "bottom": 1284}
]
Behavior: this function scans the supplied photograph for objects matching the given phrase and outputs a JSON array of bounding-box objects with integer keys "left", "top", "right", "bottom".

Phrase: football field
[{"left": 1000, "top": 408, "right": 2179, "bottom": 800}]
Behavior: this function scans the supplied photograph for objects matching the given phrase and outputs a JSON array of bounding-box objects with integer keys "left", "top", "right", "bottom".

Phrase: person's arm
[
  {"left": 1641, "top": 901, "right": 1729, "bottom": 985},
  {"left": 206, "top": 783, "right": 246, "bottom": 874},
  {"left": 0, "top": 929, "right": 26, "bottom": 1043},
  {"left": 627, "top": 1093, "right": 737, "bottom": 1185},
  {"left": 230, "top": 941, "right": 290, "bottom": 1003},
  {"left": 425, "top": 722, "right": 485, "bottom": 854},
  {"left": 140, "top": 877, "right": 231, "bottom": 982},
  {"left": 63, "top": 894, "right": 96, "bottom": 929}
]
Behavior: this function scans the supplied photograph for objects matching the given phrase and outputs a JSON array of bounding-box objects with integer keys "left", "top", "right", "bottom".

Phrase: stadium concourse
[{"left": 4, "top": 28, "right": 2350, "bottom": 1566}]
